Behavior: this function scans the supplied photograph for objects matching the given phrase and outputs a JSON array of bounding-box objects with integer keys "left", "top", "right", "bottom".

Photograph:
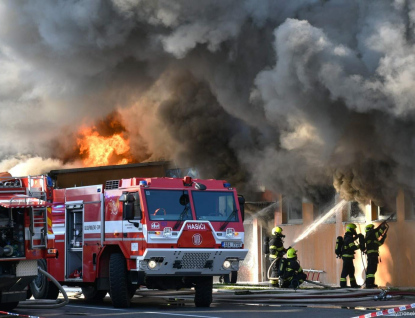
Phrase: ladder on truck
[
  {"left": 27, "top": 175, "right": 48, "bottom": 249},
  {"left": 29, "top": 206, "right": 47, "bottom": 249}
]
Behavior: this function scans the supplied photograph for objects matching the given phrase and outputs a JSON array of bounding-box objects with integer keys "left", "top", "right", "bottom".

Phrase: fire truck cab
[
  {"left": 0, "top": 174, "right": 56, "bottom": 311},
  {"left": 36, "top": 176, "right": 247, "bottom": 308}
]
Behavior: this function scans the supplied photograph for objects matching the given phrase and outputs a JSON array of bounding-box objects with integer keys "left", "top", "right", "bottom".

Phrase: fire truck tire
[
  {"left": 223, "top": 271, "right": 238, "bottom": 284},
  {"left": 81, "top": 286, "right": 107, "bottom": 302},
  {"left": 0, "top": 301, "right": 19, "bottom": 311},
  {"left": 194, "top": 276, "right": 213, "bottom": 307},
  {"left": 109, "top": 253, "right": 134, "bottom": 308},
  {"left": 30, "top": 259, "right": 59, "bottom": 300}
]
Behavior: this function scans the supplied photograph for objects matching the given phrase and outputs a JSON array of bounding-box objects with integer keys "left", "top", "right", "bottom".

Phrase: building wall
[{"left": 249, "top": 189, "right": 415, "bottom": 287}]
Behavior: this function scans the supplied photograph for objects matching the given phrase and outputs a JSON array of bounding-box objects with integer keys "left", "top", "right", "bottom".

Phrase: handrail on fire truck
[{"left": 27, "top": 175, "right": 47, "bottom": 201}]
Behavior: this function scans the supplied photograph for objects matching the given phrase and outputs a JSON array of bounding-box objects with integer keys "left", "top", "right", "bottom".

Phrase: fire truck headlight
[
  {"left": 226, "top": 228, "right": 235, "bottom": 238},
  {"left": 223, "top": 260, "right": 231, "bottom": 269},
  {"left": 148, "top": 260, "right": 157, "bottom": 269}
]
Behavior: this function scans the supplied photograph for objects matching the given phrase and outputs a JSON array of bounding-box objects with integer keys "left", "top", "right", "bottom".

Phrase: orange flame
[{"left": 77, "top": 127, "right": 132, "bottom": 167}]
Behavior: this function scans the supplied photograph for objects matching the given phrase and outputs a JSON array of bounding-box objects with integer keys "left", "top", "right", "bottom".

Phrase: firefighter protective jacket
[
  {"left": 365, "top": 226, "right": 386, "bottom": 256},
  {"left": 283, "top": 259, "right": 304, "bottom": 282},
  {"left": 342, "top": 232, "right": 360, "bottom": 259},
  {"left": 269, "top": 234, "right": 286, "bottom": 259}
]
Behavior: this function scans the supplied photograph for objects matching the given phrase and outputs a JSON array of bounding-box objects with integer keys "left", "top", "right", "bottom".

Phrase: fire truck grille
[
  {"left": 181, "top": 253, "right": 210, "bottom": 269},
  {"left": 105, "top": 179, "right": 119, "bottom": 190}
]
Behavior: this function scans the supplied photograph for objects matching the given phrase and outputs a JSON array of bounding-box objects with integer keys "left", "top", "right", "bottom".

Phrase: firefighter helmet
[
  {"left": 271, "top": 226, "right": 283, "bottom": 235},
  {"left": 346, "top": 223, "right": 357, "bottom": 233},
  {"left": 365, "top": 224, "right": 375, "bottom": 232},
  {"left": 287, "top": 248, "right": 297, "bottom": 259}
]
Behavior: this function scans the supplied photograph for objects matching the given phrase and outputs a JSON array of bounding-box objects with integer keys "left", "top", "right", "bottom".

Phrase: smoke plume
[{"left": 1, "top": 0, "right": 415, "bottom": 205}]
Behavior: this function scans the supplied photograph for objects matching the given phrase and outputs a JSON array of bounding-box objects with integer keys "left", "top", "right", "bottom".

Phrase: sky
[{"left": 1, "top": 0, "right": 415, "bottom": 206}]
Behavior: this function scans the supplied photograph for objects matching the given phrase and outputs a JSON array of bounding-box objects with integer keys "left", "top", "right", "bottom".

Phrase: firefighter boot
[
  {"left": 365, "top": 277, "right": 378, "bottom": 289},
  {"left": 269, "top": 280, "right": 279, "bottom": 288},
  {"left": 340, "top": 278, "right": 348, "bottom": 288}
]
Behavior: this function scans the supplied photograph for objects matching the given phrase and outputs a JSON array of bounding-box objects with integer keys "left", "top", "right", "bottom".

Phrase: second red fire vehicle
[{"left": 32, "top": 176, "right": 248, "bottom": 308}]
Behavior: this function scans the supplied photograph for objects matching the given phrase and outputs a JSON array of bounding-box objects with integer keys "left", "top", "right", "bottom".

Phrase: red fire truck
[
  {"left": 33, "top": 176, "right": 247, "bottom": 308},
  {"left": 0, "top": 173, "right": 56, "bottom": 311}
]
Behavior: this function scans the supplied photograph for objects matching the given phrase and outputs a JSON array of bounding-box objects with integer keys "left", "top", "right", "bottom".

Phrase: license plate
[{"left": 221, "top": 241, "right": 242, "bottom": 248}]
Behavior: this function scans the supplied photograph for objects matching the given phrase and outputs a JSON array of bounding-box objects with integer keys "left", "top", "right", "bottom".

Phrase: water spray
[{"left": 291, "top": 200, "right": 347, "bottom": 247}]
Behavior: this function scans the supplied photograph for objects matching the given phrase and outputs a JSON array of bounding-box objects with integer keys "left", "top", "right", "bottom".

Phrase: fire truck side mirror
[
  {"left": 122, "top": 192, "right": 142, "bottom": 221},
  {"left": 238, "top": 195, "right": 245, "bottom": 221},
  {"left": 124, "top": 203, "right": 134, "bottom": 220}
]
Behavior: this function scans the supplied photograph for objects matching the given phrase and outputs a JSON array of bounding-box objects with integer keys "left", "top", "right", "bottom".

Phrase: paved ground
[{"left": 3, "top": 286, "right": 415, "bottom": 318}]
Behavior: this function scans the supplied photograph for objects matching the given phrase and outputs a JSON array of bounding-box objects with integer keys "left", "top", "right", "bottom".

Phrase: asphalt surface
[{"left": 4, "top": 287, "right": 415, "bottom": 318}]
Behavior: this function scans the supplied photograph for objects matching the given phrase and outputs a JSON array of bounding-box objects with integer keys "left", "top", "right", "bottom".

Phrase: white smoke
[{"left": 0, "top": 156, "right": 81, "bottom": 176}]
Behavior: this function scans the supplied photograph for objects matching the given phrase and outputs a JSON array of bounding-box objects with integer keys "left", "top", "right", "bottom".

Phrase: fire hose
[
  {"left": 17, "top": 267, "right": 69, "bottom": 309},
  {"left": 144, "top": 288, "right": 406, "bottom": 305}
]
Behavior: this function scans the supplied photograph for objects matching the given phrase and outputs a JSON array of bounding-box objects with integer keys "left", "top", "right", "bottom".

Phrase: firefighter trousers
[
  {"left": 282, "top": 272, "right": 307, "bottom": 289},
  {"left": 269, "top": 257, "right": 281, "bottom": 285},
  {"left": 340, "top": 258, "right": 359, "bottom": 287},
  {"left": 366, "top": 254, "right": 379, "bottom": 287}
]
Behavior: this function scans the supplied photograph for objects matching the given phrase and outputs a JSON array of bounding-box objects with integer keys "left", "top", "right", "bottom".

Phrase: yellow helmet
[
  {"left": 365, "top": 224, "right": 374, "bottom": 232},
  {"left": 287, "top": 248, "right": 297, "bottom": 259},
  {"left": 272, "top": 226, "right": 283, "bottom": 235},
  {"left": 346, "top": 223, "right": 357, "bottom": 233}
]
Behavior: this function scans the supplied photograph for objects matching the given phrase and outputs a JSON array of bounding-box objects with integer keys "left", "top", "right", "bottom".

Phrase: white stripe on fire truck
[
  {"left": 83, "top": 221, "right": 102, "bottom": 234},
  {"left": 122, "top": 238, "right": 145, "bottom": 241},
  {"left": 83, "top": 238, "right": 102, "bottom": 242},
  {"left": 52, "top": 224, "right": 65, "bottom": 235},
  {"left": 105, "top": 220, "right": 143, "bottom": 233},
  {"left": 103, "top": 237, "right": 144, "bottom": 241},
  {"left": 24, "top": 227, "right": 43, "bottom": 240}
]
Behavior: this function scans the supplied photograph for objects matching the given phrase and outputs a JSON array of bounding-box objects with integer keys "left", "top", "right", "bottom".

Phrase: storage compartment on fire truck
[
  {"left": 66, "top": 205, "right": 83, "bottom": 279},
  {"left": 0, "top": 207, "right": 25, "bottom": 258}
]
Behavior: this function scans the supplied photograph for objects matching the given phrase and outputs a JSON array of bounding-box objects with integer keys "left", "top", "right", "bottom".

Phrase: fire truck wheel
[
  {"left": 194, "top": 276, "right": 213, "bottom": 307},
  {"left": 81, "top": 286, "right": 107, "bottom": 302},
  {"left": 0, "top": 301, "right": 19, "bottom": 311},
  {"left": 109, "top": 253, "right": 133, "bottom": 308},
  {"left": 223, "top": 271, "right": 238, "bottom": 284},
  {"left": 30, "top": 259, "right": 59, "bottom": 300}
]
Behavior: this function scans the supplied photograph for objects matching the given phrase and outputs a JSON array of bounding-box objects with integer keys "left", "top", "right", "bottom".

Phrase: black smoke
[{"left": 1, "top": 0, "right": 415, "bottom": 205}]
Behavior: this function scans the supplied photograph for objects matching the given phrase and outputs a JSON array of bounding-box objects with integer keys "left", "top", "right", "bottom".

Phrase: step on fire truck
[
  {"left": 33, "top": 176, "right": 248, "bottom": 308},
  {"left": 0, "top": 173, "right": 56, "bottom": 311}
]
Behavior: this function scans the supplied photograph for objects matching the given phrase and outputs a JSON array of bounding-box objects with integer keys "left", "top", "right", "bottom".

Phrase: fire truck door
[
  {"left": 82, "top": 196, "right": 104, "bottom": 282},
  {"left": 121, "top": 191, "right": 143, "bottom": 244},
  {"left": 122, "top": 218, "right": 142, "bottom": 248}
]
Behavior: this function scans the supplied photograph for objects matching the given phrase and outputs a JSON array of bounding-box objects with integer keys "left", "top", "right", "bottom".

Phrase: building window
[
  {"left": 313, "top": 187, "right": 337, "bottom": 223},
  {"left": 377, "top": 206, "right": 395, "bottom": 221},
  {"left": 348, "top": 201, "right": 365, "bottom": 223},
  {"left": 282, "top": 196, "right": 303, "bottom": 224}
]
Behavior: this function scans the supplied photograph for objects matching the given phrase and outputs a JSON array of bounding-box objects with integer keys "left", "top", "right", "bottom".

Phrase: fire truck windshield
[
  {"left": 145, "top": 190, "right": 193, "bottom": 221},
  {"left": 192, "top": 191, "right": 238, "bottom": 222}
]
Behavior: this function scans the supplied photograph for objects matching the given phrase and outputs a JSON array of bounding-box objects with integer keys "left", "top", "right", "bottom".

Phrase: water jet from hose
[{"left": 291, "top": 200, "right": 347, "bottom": 246}]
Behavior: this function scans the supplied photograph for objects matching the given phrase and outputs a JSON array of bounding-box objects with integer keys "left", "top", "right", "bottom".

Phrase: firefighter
[
  {"left": 364, "top": 223, "right": 387, "bottom": 288},
  {"left": 340, "top": 223, "right": 363, "bottom": 288},
  {"left": 281, "top": 248, "right": 307, "bottom": 288},
  {"left": 268, "top": 226, "right": 288, "bottom": 287}
]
